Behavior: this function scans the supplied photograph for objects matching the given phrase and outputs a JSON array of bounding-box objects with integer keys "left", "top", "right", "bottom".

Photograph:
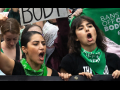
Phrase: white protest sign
[{"left": 19, "top": 8, "right": 68, "bottom": 25}]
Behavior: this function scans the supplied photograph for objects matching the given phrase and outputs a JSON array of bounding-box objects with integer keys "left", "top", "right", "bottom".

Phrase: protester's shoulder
[
  {"left": 106, "top": 52, "right": 120, "bottom": 59},
  {"left": 47, "top": 67, "right": 58, "bottom": 76},
  {"left": 51, "top": 68, "right": 59, "bottom": 76},
  {"left": 106, "top": 52, "right": 120, "bottom": 61},
  {"left": 63, "top": 53, "right": 80, "bottom": 59},
  {"left": 62, "top": 53, "right": 81, "bottom": 63},
  {"left": 12, "top": 60, "right": 25, "bottom": 75}
]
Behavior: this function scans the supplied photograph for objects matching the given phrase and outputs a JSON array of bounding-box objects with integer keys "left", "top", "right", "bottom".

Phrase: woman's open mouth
[
  {"left": 87, "top": 33, "right": 93, "bottom": 42},
  {"left": 39, "top": 52, "right": 45, "bottom": 61}
]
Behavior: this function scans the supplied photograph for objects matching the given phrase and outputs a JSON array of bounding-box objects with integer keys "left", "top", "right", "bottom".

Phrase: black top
[
  {"left": 8, "top": 8, "right": 20, "bottom": 24},
  {"left": 12, "top": 61, "right": 59, "bottom": 76},
  {"left": 16, "top": 42, "right": 20, "bottom": 61},
  {"left": 59, "top": 52, "right": 120, "bottom": 75}
]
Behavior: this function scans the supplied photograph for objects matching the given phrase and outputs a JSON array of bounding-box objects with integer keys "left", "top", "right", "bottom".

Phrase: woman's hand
[
  {"left": 0, "top": 14, "right": 8, "bottom": 27},
  {"left": 78, "top": 72, "right": 93, "bottom": 79},
  {"left": 58, "top": 72, "right": 72, "bottom": 81},
  {"left": 71, "top": 8, "right": 83, "bottom": 19},
  {"left": 112, "top": 70, "right": 120, "bottom": 79}
]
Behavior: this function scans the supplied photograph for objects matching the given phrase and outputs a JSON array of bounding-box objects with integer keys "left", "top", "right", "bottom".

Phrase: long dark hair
[{"left": 68, "top": 16, "right": 107, "bottom": 55}]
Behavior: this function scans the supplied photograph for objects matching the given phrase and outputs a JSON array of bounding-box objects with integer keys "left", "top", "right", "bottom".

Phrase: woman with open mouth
[
  {"left": 59, "top": 16, "right": 120, "bottom": 80},
  {"left": 0, "top": 15, "right": 71, "bottom": 80},
  {"left": 0, "top": 30, "right": 71, "bottom": 80},
  {"left": 0, "top": 14, "right": 72, "bottom": 81},
  {"left": 0, "top": 30, "right": 57, "bottom": 76}
]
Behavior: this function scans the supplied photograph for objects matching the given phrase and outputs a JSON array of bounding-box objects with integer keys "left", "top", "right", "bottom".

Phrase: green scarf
[
  {"left": 4, "top": 8, "right": 10, "bottom": 12},
  {"left": 1, "top": 48, "right": 3, "bottom": 53},
  {"left": 80, "top": 47, "right": 106, "bottom": 75},
  {"left": 20, "top": 58, "right": 47, "bottom": 76}
]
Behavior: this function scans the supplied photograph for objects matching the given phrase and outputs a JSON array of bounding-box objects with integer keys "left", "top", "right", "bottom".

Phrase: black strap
[{"left": 15, "top": 42, "right": 20, "bottom": 61}]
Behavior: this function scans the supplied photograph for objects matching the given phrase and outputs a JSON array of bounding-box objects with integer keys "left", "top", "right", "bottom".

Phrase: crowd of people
[{"left": 0, "top": 8, "right": 120, "bottom": 81}]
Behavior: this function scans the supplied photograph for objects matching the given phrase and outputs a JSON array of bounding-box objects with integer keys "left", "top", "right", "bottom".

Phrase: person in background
[
  {"left": 7, "top": 8, "right": 25, "bottom": 40},
  {"left": 0, "top": 13, "right": 8, "bottom": 75},
  {"left": 1, "top": 18, "right": 22, "bottom": 61},
  {"left": 8, "top": 8, "right": 44, "bottom": 40},
  {"left": 42, "top": 17, "right": 70, "bottom": 72},
  {"left": 59, "top": 16, "right": 120, "bottom": 80},
  {"left": 42, "top": 8, "right": 81, "bottom": 72},
  {"left": 8, "top": 8, "right": 20, "bottom": 24}
]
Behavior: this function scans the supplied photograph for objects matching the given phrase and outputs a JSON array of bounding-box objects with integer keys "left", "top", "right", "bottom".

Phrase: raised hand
[
  {"left": 71, "top": 8, "right": 83, "bottom": 19},
  {"left": 0, "top": 14, "right": 8, "bottom": 27}
]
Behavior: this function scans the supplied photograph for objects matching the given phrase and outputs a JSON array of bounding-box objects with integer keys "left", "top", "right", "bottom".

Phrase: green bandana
[
  {"left": 80, "top": 47, "right": 106, "bottom": 75},
  {"left": 20, "top": 58, "right": 47, "bottom": 76},
  {"left": 3, "top": 8, "right": 10, "bottom": 12}
]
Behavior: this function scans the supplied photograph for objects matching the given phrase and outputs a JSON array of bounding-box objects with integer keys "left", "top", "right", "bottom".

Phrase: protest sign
[{"left": 19, "top": 8, "right": 68, "bottom": 25}]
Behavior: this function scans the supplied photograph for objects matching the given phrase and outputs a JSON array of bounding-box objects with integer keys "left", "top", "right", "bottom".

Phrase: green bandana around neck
[
  {"left": 20, "top": 58, "right": 47, "bottom": 76},
  {"left": 80, "top": 47, "right": 106, "bottom": 75}
]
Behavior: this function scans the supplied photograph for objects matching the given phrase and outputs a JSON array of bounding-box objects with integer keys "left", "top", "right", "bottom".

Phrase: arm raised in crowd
[
  {"left": 56, "top": 17, "right": 70, "bottom": 41},
  {"left": 0, "top": 14, "right": 8, "bottom": 26},
  {"left": 56, "top": 8, "right": 83, "bottom": 44},
  {"left": 0, "top": 14, "right": 15, "bottom": 75},
  {"left": 54, "top": 17, "right": 70, "bottom": 57},
  {"left": 71, "top": 8, "right": 83, "bottom": 19}
]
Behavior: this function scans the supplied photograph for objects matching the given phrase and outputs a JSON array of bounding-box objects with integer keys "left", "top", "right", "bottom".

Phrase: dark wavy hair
[{"left": 68, "top": 16, "right": 107, "bottom": 55}]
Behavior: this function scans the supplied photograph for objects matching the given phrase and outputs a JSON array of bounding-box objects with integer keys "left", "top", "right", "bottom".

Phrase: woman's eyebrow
[
  {"left": 86, "top": 22, "right": 92, "bottom": 25},
  {"left": 32, "top": 40, "right": 45, "bottom": 43},
  {"left": 78, "top": 24, "right": 83, "bottom": 28},
  {"left": 32, "top": 41, "right": 39, "bottom": 43},
  {"left": 41, "top": 41, "right": 45, "bottom": 43},
  {"left": 77, "top": 22, "right": 92, "bottom": 28}
]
